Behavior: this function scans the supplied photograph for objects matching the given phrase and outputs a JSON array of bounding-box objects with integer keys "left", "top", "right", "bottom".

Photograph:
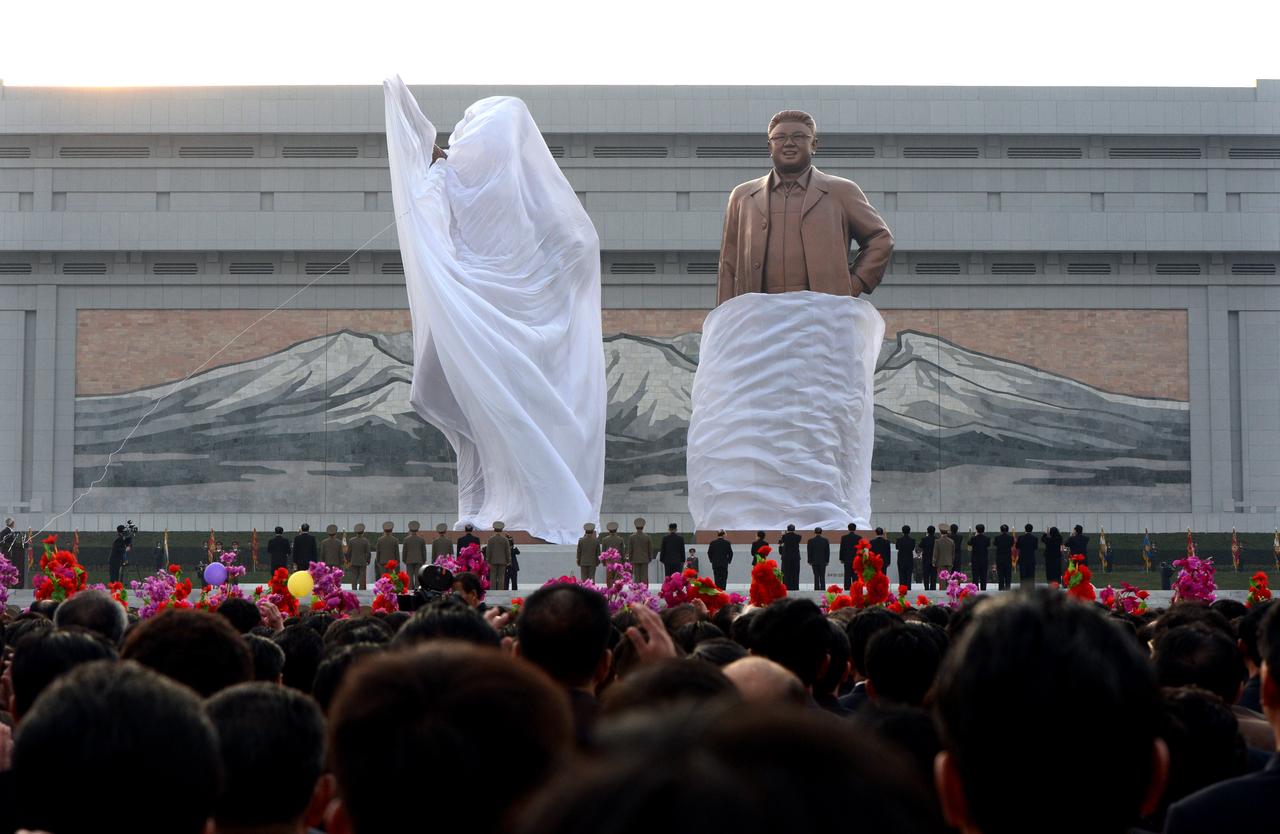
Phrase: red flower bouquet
[
  {"left": 32, "top": 537, "right": 88, "bottom": 603},
  {"left": 1062, "top": 555, "right": 1096, "bottom": 602},
  {"left": 252, "top": 567, "right": 299, "bottom": 617},
  {"left": 1247, "top": 571, "right": 1272, "bottom": 608},
  {"left": 749, "top": 558, "right": 787, "bottom": 606}
]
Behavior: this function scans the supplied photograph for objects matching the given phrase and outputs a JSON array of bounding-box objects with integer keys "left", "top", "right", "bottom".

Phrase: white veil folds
[{"left": 383, "top": 76, "right": 605, "bottom": 544}]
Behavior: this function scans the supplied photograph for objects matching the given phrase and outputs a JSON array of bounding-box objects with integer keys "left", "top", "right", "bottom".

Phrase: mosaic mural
[{"left": 73, "top": 309, "right": 1191, "bottom": 515}]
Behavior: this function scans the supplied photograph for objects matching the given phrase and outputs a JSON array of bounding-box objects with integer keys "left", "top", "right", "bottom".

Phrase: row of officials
[{"left": 262, "top": 518, "right": 1092, "bottom": 593}]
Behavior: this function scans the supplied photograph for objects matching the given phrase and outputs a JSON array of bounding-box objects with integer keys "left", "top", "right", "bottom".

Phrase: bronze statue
[{"left": 716, "top": 110, "right": 893, "bottom": 305}]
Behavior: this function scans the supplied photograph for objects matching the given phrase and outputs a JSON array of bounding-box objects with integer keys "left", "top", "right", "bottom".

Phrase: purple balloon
[{"left": 203, "top": 562, "right": 228, "bottom": 586}]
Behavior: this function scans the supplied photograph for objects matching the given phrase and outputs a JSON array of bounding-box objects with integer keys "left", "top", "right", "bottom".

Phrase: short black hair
[
  {"left": 1024, "top": 524, "right": 1034, "bottom": 533},
  {"left": 329, "top": 643, "right": 572, "bottom": 834},
  {"left": 121, "top": 609, "right": 253, "bottom": 698},
  {"left": 301, "top": 523, "right": 310, "bottom": 532},
  {"left": 975, "top": 524, "right": 985, "bottom": 534},
  {"left": 934, "top": 590, "right": 1161, "bottom": 834},
  {"left": 865, "top": 624, "right": 941, "bottom": 706},
  {"left": 787, "top": 524, "right": 796, "bottom": 532},
  {"left": 748, "top": 598, "right": 831, "bottom": 688},
  {"left": 1154, "top": 686, "right": 1247, "bottom": 823},
  {"left": 1262, "top": 603, "right": 1280, "bottom": 682},
  {"left": 1209, "top": 598, "right": 1247, "bottom": 622},
  {"left": 11, "top": 628, "right": 117, "bottom": 718},
  {"left": 393, "top": 596, "right": 500, "bottom": 649},
  {"left": 273, "top": 624, "right": 326, "bottom": 693},
  {"left": 845, "top": 606, "right": 902, "bottom": 677},
  {"left": 999, "top": 524, "right": 1009, "bottom": 533},
  {"left": 453, "top": 570, "right": 484, "bottom": 597},
  {"left": 815, "top": 619, "right": 852, "bottom": 697},
  {"left": 301, "top": 611, "right": 336, "bottom": 638},
  {"left": 874, "top": 527, "right": 883, "bottom": 535},
  {"left": 244, "top": 633, "right": 286, "bottom": 682},
  {"left": 1152, "top": 624, "right": 1246, "bottom": 703},
  {"left": 691, "top": 637, "right": 748, "bottom": 668},
  {"left": 52, "top": 589, "right": 128, "bottom": 645},
  {"left": 323, "top": 615, "right": 393, "bottom": 651},
  {"left": 14, "top": 660, "right": 220, "bottom": 834},
  {"left": 672, "top": 620, "right": 725, "bottom": 654},
  {"left": 757, "top": 530, "right": 767, "bottom": 538},
  {"left": 518, "top": 584, "right": 611, "bottom": 686},
  {"left": 1074, "top": 525, "right": 1084, "bottom": 534},
  {"left": 313, "top": 643, "right": 385, "bottom": 714},
  {"left": 206, "top": 682, "right": 325, "bottom": 828},
  {"left": 669, "top": 523, "right": 679, "bottom": 531},
  {"left": 901, "top": 526, "right": 911, "bottom": 535},
  {"left": 601, "top": 658, "right": 739, "bottom": 716},
  {"left": 1239, "top": 599, "right": 1274, "bottom": 666},
  {"left": 215, "top": 597, "right": 261, "bottom": 634},
  {"left": 927, "top": 525, "right": 936, "bottom": 535},
  {"left": 848, "top": 523, "right": 857, "bottom": 531},
  {"left": 274, "top": 526, "right": 284, "bottom": 534}
]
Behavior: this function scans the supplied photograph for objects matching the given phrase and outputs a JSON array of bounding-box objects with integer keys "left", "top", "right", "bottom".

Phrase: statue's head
[{"left": 767, "top": 110, "right": 817, "bottom": 174}]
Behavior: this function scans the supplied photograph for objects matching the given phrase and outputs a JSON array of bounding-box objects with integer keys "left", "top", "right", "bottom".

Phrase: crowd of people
[{"left": 0, "top": 555, "right": 1276, "bottom": 834}]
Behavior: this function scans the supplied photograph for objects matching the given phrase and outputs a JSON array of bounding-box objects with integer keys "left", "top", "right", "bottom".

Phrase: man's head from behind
[
  {"left": 326, "top": 643, "right": 571, "bottom": 834},
  {"left": 52, "top": 589, "right": 128, "bottom": 645},
  {"left": 747, "top": 598, "right": 831, "bottom": 690},
  {"left": 1152, "top": 624, "right": 1246, "bottom": 704},
  {"left": 865, "top": 623, "right": 941, "bottom": 707},
  {"left": 516, "top": 584, "right": 611, "bottom": 688},
  {"left": 207, "top": 682, "right": 328, "bottom": 832},
  {"left": 10, "top": 628, "right": 117, "bottom": 720},
  {"left": 13, "top": 660, "right": 221, "bottom": 834},
  {"left": 933, "top": 590, "right": 1165, "bottom": 834},
  {"left": 122, "top": 608, "right": 253, "bottom": 698}
]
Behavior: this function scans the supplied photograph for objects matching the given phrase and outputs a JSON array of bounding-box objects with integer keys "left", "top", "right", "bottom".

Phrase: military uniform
[
  {"left": 577, "top": 523, "right": 601, "bottom": 582},
  {"left": 319, "top": 524, "right": 344, "bottom": 568},
  {"left": 627, "top": 518, "right": 654, "bottom": 585},
  {"left": 375, "top": 522, "right": 400, "bottom": 573},
  {"left": 347, "top": 523, "right": 371, "bottom": 590},
  {"left": 487, "top": 521, "right": 512, "bottom": 590},
  {"left": 403, "top": 521, "right": 428, "bottom": 589},
  {"left": 431, "top": 523, "right": 454, "bottom": 563},
  {"left": 599, "top": 521, "right": 627, "bottom": 583}
]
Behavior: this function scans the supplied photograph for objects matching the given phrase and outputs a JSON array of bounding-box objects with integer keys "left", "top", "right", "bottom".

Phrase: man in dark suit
[
  {"left": 108, "top": 524, "right": 133, "bottom": 584},
  {"left": 659, "top": 523, "right": 685, "bottom": 580},
  {"left": 1016, "top": 524, "right": 1039, "bottom": 590},
  {"left": 267, "top": 526, "right": 291, "bottom": 573},
  {"left": 750, "top": 530, "right": 768, "bottom": 560},
  {"left": 778, "top": 524, "right": 803, "bottom": 591},
  {"left": 868, "top": 527, "right": 891, "bottom": 575},
  {"left": 839, "top": 523, "right": 860, "bottom": 589},
  {"left": 456, "top": 523, "right": 481, "bottom": 553},
  {"left": 920, "top": 525, "right": 938, "bottom": 590},
  {"left": 1163, "top": 605, "right": 1280, "bottom": 833},
  {"left": 806, "top": 528, "right": 830, "bottom": 590},
  {"left": 968, "top": 524, "right": 990, "bottom": 590},
  {"left": 895, "top": 526, "right": 915, "bottom": 590},
  {"left": 1066, "top": 524, "right": 1089, "bottom": 566},
  {"left": 292, "top": 523, "right": 317, "bottom": 572},
  {"left": 948, "top": 524, "right": 965, "bottom": 571},
  {"left": 707, "top": 530, "right": 733, "bottom": 590},
  {"left": 993, "top": 524, "right": 1015, "bottom": 591}
]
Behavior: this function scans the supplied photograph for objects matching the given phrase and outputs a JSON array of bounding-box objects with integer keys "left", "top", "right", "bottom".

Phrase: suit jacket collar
[{"left": 750, "top": 166, "right": 830, "bottom": 218}]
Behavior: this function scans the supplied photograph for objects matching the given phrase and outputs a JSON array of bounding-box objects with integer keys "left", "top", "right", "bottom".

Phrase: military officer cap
[
  {"left": 326, "top": 524, "right": 338, "bottom": 535},
  {"left": 494, "top": 521, "right": 506, "bottom": 531},
  {"left": 354, "top": 523, "right": 366, "bottom": 534},
  {"left": 382, "top": 521, "right": 394, "bottom": 532},
  {"left": 409, "top": 520, "right": 421, "bottom": 532},
  {"left": 436, "top": 523, "right": 448, "bottom": 533},
  {"left": 634, "top": 517, "right": 646, "bottom": 529},
  {"left": 606, "top": 521, "right": 619, "bottom": 532},
  {"left": 584, "top": 522, "right": 596, "bottom": 532}
]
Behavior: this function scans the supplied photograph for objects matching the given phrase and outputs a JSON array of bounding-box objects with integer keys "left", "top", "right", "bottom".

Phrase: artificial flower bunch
[
  {"left": 253, "top": 567, "right": 299, "bottom": 617},
  {"left": 85, "top": 581, "right": 129, "bottom": 609},
  {"left": 1171, "top": 553, "right": 1217, "bottom": 604},
  {"left": 937, "top": 570, "right": 979, "bottom": 609},
  {"left": 848, "top": 539, "right": 891, "bottom": 608},
  {"left": 131, "top": 564, "right": 194, "bottom": 619},
  {"left": 0, "top": 553, "right": 19, "bottom": 608},
  {"left": 305, "top": 562, "right": 360, "bottom": 615},
  {"left": 749, "top": 545, "right": 787, "bottom": 607},
  {"left": 33, "top": 535, "right": 88, "bottom": 602},
  {"left": 371, "top": 559, "right": 411, "bottom": 613},
  {"left": 197, "top": 550, "right": 249, "bottom": 612},
  {"left": 1246, "top": 572, "right": 1271, "bottom": 608},
  {"left": 543, "top": 549, "right": 661, "bottom": 614},
  {"left": 436, "top": 543, "right": 490, "bottom": 598},
  {"left": 886, "top": 585, "right": 931, "bottom": 615},
  {"left": 658, "top": 567, "right": 742, "bottom": 613},
  {"left": 1061, "top": 555, "right": 1096, "bottom": 602},
  {"left": 1098, "top": 582, "right": 1149, "bottom": 615}
]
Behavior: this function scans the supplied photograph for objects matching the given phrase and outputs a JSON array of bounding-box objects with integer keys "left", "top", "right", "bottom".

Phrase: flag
[
  {"left": 26, "top": 527, "right": 34, "bottom": 570},
  {"left": 73, "top": 529, "right": 80, "bottom": 559},
  {"left": 1231, "top": 529, "right": 1241, "bottom": 572},
  {"left": 251, "top": 528, "right": 259, "bottom": 571},
  {"left": 1273, "top": 529, "right": 1279, "bottom": 570},
  {"left": 1141, "top": 529, "right": 1153, "bottom": 572},
  {"left": 207, "top": 529, "right": 216, "bottom": 563},
  {"left": 1099, "top": 527, "right": 1110, "bottom": 572},
  {"left": 1186, "top": 528, "right": 1196, "bottom": 560},
  {"left": 1011, "top": 524, "right": 1020, "bottom": 568},
  {"left": 163, "top": 529, "right": 170, "bottom": 565}
]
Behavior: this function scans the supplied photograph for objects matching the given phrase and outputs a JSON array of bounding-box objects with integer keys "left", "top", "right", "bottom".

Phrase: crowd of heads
[{"left": 1, "top": 580, "right": 1278, "bottom": 834}]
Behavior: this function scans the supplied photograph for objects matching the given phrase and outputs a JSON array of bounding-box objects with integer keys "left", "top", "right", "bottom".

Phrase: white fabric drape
[
  {"left": 383, "top": 76, "right": 605, "bottom": 544},
  {"left": 687, "top": 291, "right": 885, "bottom": 531}
]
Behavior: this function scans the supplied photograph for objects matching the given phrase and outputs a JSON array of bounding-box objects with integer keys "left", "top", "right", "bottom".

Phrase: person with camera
[
  {"left": 109, "top": 522, "right": 136, "bottom": 583},
  {"left": 2, "top": 517, "right": 24, "bottom": 588}
]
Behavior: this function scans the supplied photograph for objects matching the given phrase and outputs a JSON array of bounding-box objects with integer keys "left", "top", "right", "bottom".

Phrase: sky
[{"left": 4, "top": 0, "right": 1280, "bottom": 88}]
